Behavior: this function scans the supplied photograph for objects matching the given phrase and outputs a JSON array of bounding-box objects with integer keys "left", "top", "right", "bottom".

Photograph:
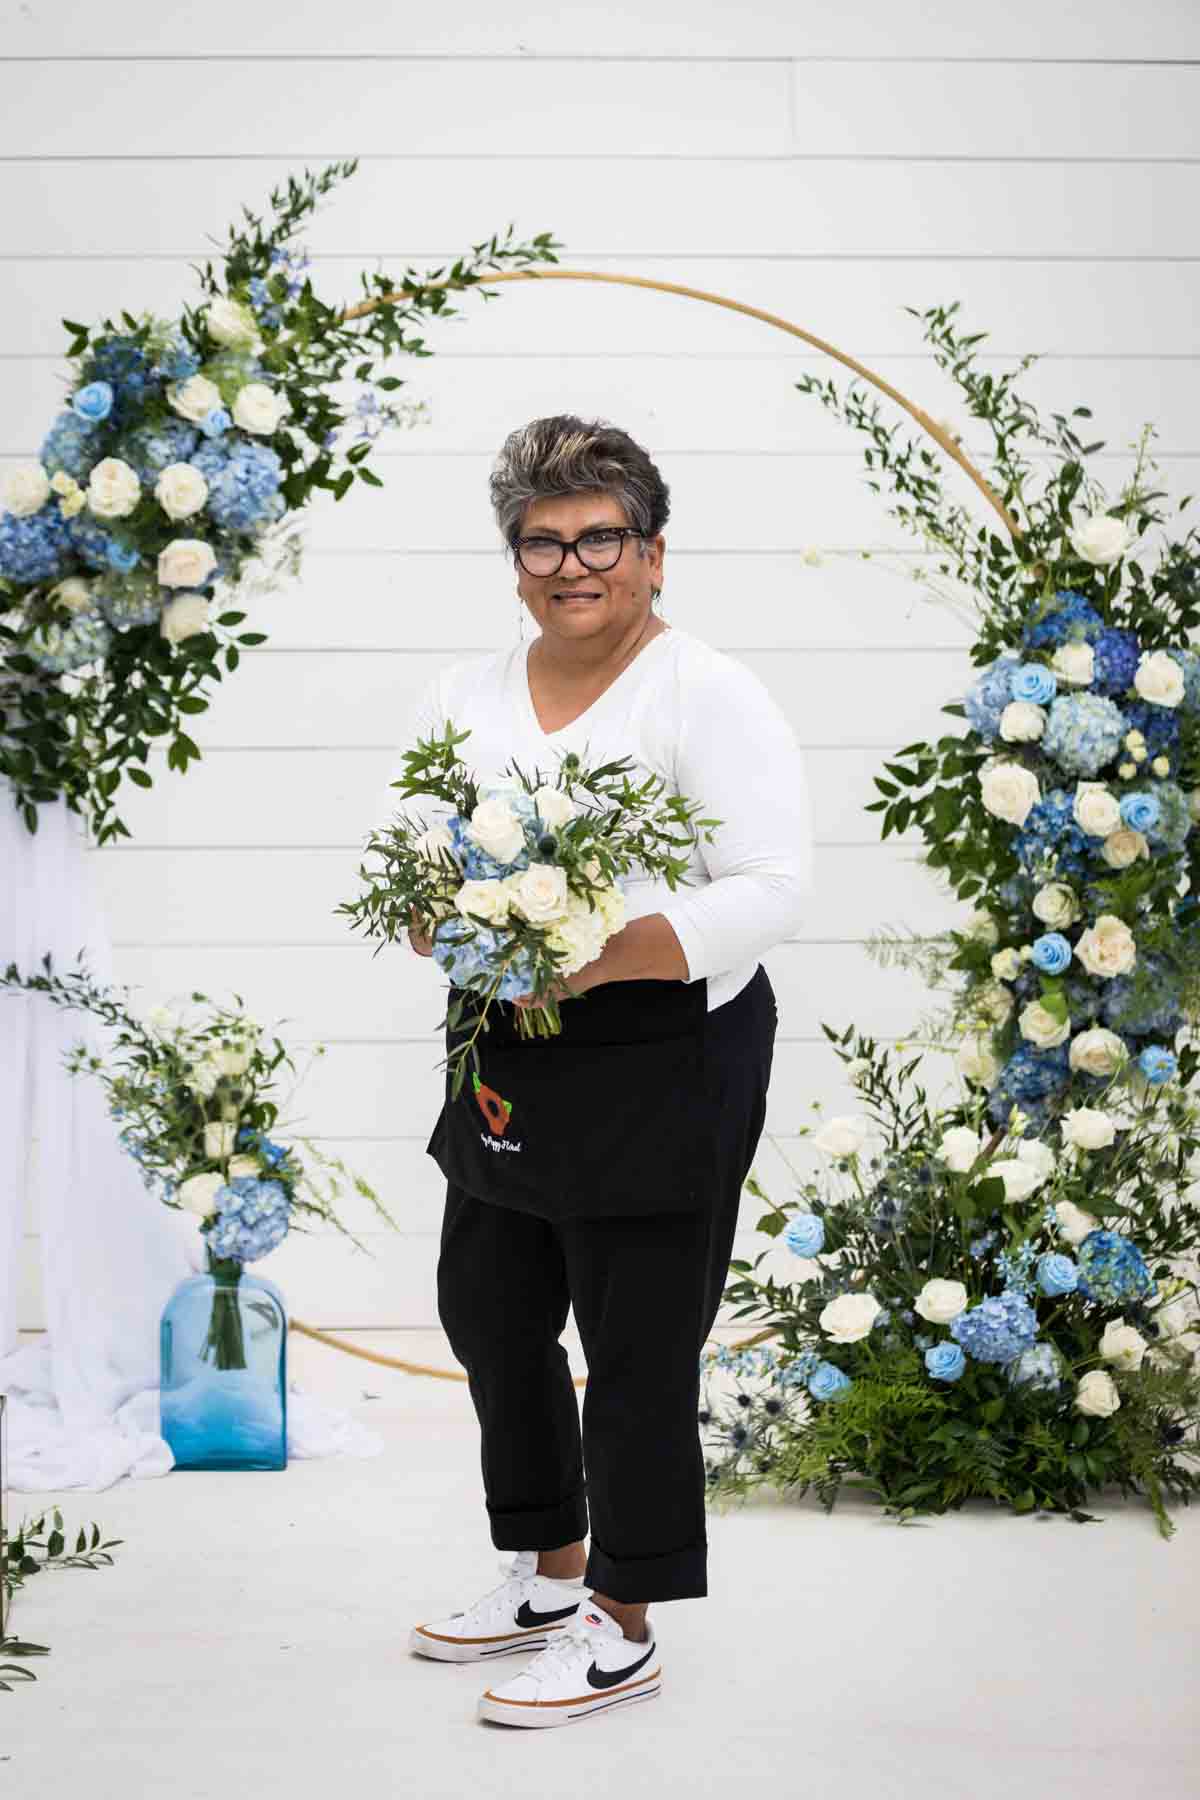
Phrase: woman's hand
[{"left": 407, "top": 910, "right": 435, "bottom": 957}]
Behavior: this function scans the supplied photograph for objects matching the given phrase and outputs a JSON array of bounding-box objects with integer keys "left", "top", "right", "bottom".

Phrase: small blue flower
[
  {"left": 105, "top": 539, "right": 141, "bottom": 573},
  {"left": 783, "top": 1212, "right": 825, "bottom": 1258},
  {"left": 1120, "top": 790, "right": 1160, "bottom": 834},
  {"left": 924, "top": 1342, "right": 966, "bottom": 1382},
  {"left": 807, "top": 1361, "right": 852, "bottom": 1403},
  {"left": 72, "top": 380, "right": 115, "bottom": 423},
  {"left": 1036, "top": 1252, "right": 1079, "bottom": 1297},
  {"left": 1139, "top": 1045, "right": 1177, "bottom": 1085},
  {"left": 199, "top": 407, "right": 232, "bottom": 439}
]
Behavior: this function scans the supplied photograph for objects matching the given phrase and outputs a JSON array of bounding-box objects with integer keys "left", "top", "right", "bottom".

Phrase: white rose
[
  {"left": 979, "top": 760, "right": 1041, "bottom": 827},
  {"left": 936, "top": 1126, "right": 983, "bottom": 1173},
  {"left": 988, "top": 1157, "right": 1047, "bottom": 1201},
  {"left": 812, "top": 1115, "right": 870, "bottom": 1158},
  {"left": 1075, "top": 1369, "right": 1121, "bottom": 1417},
  {"left": 957, "top": 1034, "right": 999, "bottom": 1085},
  {"left": 47, "top": 576, "right": 96, "bottom": 615},
  {"left": 1061, "top": 1106, "right": 1117, "bottom": 1151},
  {"left": 1074, "top": 913, "right": 1136, "bottom": 980},
  {"left": 415, "top": 823, "right": 456, "bottom": 864},
  {"left": 160, "top": 592, "right": 211, "bottom": 644},
  {"left": 158, "top": 539, "right": 217, "bottom": 589},
  {"left": 232, "top": 381, "right": 288, "bottom": 436},
  {"left": 178, "top": 1171, "right": 225, "bottom": 1218},
  {"left": 990, "top": 948, "right": 1022, "bottom": 982},
  {"left": 203, "top": 1121, "right": 237, "bottom": 1160},
  {"left": 2, "top": 460, "right": 52, "bottom": 517},
  {"left": 1014, "top": 1137, "right": 1057, "bottom": 1182},
  {"left": 168, "top": 374, "right": 223, "bottom": 424},
  {"left": 962, "top": 909, "right": 1000, "bottom": 947},
  {"left": 86, "top": 456, "right": 141, "bottom": 520},
  {"left": 1050, "top": 642, "right": 1095, "bottom": 688},
  {"left": 998, "top": 699, "right": 1046, "bottom": 742},
  {"left": 204, "top": 294, "right": 263, "bottom": 349},
  {"left": 1099, "top": 1320, "right": 1147, "bottom": 1372},
  {"left": 507, "top": 864, "right": 570, "bottom": 925},
  {"left": 1101, "top": 828, "right": 1149, "bottom": 870},
  {"left": 1069, "top": 512, "right": 1132, "bottom": 567},
  {"left": 1073, "top": 782, "right": 1122, "bottom": 837},
  {"left": 819, "top": 1291, "right": 883, "bottom": 1343},
  {"left": 1133, "top": 649, "right": 1185, "bottom": 709},
  {"left": 466, "top": 796, "right": 526, "bottom": 864},
  {"left": 1019, "top": 1000, "right": 1070, "bottom": 1050},
  {"left": 1032, "top": 883, "right": 1080, "bottom": 929},
  {"left": 227, "top": 1154, "right": 260, "bottom": 1180},
  {"left": 210, "top": 1045, "right": 251, "bottom": 1077},
  {"left": 155, "top": 461, "right": 209, "bottom": 521},
  {"left": 454, "top": 878, "right": 512, "bottom": 925},
  {"left": 977, "top": 981, "right": 1015, "bottom": 1025},
  {"left": 1069, "top": 1026, "right": 1128, "bottom": 1079},
  {"left": 1055, "top": 1199, "right": 1099, "bottom": 1247},
  {"left": 531, "top": 784, "right": 576, "bottom": 829},
  {"left": 914, "top": 1279, "right": 969, "bottom": 1325}
]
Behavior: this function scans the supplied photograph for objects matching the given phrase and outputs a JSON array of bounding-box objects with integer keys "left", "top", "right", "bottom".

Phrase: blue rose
[
  {"left": 72, "top": 380, "right": 114, "bottom": 422},
  {"left": 1031, "top": 932, "right": 1072, "bottom": 975},
  {"left": 1010, "top": 662, "right": 1057, "bottom": 706},
  {"left": 807, "top": 1361, "right": 852, "bottom": 1403},
  {"left": 924, "top": 1342, "right": 966, "bottom": 1382},
  {"left": 1119, "top": 791, "right": 1160, "bottom": 834},
  {"left": 783, "top": 1212, "right": 825, "bottom": 1258},
  {"left": 1036, "top": 1252, "right": 1078, "bottom": 1296}
]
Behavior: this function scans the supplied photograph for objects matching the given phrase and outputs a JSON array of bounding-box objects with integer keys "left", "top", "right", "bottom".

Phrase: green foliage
[{"left": 1, "top": 1509, "right": 121, "bottom": 1690}]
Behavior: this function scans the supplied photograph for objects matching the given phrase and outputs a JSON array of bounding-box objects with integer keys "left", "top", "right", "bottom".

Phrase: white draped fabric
[{"left": 0, "top": 797, "right": 382, "bottom": 1491}]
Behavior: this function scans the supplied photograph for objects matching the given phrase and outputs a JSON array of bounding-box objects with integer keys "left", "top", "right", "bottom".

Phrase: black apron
[{"left": 424, "top": 971, "right": 716, "bottom": 1221}]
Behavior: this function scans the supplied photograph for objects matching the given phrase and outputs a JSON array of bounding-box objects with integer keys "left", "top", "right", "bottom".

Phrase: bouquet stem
[{"left": 203, "top": 1253, "right": 248, "bottom": 1372}]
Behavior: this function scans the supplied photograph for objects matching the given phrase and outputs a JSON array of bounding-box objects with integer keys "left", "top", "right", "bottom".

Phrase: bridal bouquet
[
  {"left": 0, "top": 157, "right": 560, "bottom": 843},
  {"left": 1, "top": 953, "right": 396, "bottom": 1370},
  {"left": 339, "top": 722, "right": 719, "bottom": 1097},
  {"left": 714, "top": 301, "right": 1200, "bottom": 1535}
]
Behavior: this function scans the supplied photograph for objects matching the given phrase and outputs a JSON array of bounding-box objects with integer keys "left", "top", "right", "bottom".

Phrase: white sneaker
[
  {"left": 478, "top": 1602, "right": 661, "bottom": 1727},
  {"left": 409, "top": 1549, "right": 587, "bottom": 1663}
]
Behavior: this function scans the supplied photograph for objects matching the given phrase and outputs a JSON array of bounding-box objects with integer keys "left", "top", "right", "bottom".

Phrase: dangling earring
[
  {"left": 518, "top": 595, "right": 526, "bottom": 639},
  {"left": 651, "top": 584, "right": 665, "bottom": 618}
]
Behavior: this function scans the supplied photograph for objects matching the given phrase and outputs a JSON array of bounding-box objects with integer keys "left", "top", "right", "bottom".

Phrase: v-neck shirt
[{"left": 383, "top": 624, "right": 815, "bottom": 1012}]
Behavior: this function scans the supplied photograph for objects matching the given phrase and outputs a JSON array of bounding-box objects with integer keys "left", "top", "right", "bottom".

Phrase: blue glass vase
[{"left": 159, "top": 1251, "right": 288, "bottom": 1471}]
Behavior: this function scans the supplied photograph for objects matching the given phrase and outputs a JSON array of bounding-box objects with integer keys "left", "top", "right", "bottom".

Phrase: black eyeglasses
[{"left": 513, "top": 526, "right": 646, "bottom": 578}]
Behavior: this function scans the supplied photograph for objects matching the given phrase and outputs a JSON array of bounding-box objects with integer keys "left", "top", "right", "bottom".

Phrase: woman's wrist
[{"left": 572, "top": 914, "right": 690, "bottom": 991}]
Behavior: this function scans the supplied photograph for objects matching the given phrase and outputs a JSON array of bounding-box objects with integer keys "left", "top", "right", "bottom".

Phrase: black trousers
[{"left": 435, "top": 965, "right": 777, "bottom": 1604}]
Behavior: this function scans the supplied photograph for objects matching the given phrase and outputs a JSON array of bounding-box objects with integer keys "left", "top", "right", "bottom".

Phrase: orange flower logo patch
[{"left": 472, "top": 1071, "right": 513, "bottom": 1137}]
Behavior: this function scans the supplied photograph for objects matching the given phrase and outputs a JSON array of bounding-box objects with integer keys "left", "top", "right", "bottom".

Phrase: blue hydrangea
[
  {"left": 204, "top": 1176, "right": 291, "bottom": 1263},
  {"left": 1041, "top": 692, "right": 1129, "bottom": 778},
  {"left": 1089, "top": 627, "right": 1142, "bottom": 697},
  {"left": 950, "top": 1291, "right": 1039, "bottom": 1365},
  {"left": 186, "top": 440, "right": 282, "bottom": 531},
  {"left": 1139, "top": 1045, "right": 1177, "bottom": 1085},
  {"left": 447, "top": 808, "right": 533, "bottom": 881},
  {"left": 1014, "top": 789, "right": 1093, "bottom": 882},
  {"left": 963, "top": 653, "right": 1022, "bottom": 740},
  {"left": 40, "top": 409, "right": 101, "bottom": 481},
  {"left": 1164, "top": 646, "right": 1200, "bottom": 712},
  {"left": 24, "top": 610, "right": 112, "bottom": 672},
  {"left": 1122, "top": 697, "right": 1180, "bottom": 760},
  {"left": 432, "top": 918, "right": 535, "bottom": 1001},
  {"left": 235, "top": 1128, "right": 291, "bottom": 1169},
  {"left": 779, "top": 1350, "right": 821, "bottom": 1388},
  {"left": 95, "top": 569, "right": 161, "bottom": 631},
  {"left": 155, "top": 335, "right": 202, "bottom": 382},
  {"left": 117, "top": 418, "right": 201, "bottom": 486},
  {"left": 1075, "top": 1229, "right": 1156, "bottom": 1306},
  {"left": 783, "top": 1212, "right": 825, "bottom": 1257},
  {"left": 1005, "top": 1341, "right": 1065, "bottom": 1393},
  {"left": 1100, "top": 952, "right": 1184, "bottom": 1040},
  {"left": 985, "top": 1042, "right": 1072, "bottom": 1133},
  {"left": 84, "top": 336, "right": 156, "bottom": 427},
  {"left": 807, "top": 1361, "right": 852, "bottom": 1403},
  {"left": 0, "top": 504, "right": 72, "bottom": 584},
  {"left": 924, "top": 1341, "right": 966, "bottom": 1382},
  {"left": 64, "top": 510, "right": 121, "bottom": 573},
  {"left": 1020, "top": 589, "right": 1105, "bottom": 652},
  {"left": 1036, "top": 1252, "right": 1079, "bottom": 1297}
]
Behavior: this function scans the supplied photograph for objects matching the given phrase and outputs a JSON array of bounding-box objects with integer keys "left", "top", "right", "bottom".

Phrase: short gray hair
[{"left": 488, "top": 414, "right": 671, "bottom": 559}]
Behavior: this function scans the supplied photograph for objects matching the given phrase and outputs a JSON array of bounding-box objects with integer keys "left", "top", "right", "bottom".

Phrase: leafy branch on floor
[{"left": 1, "top": 1508, "right": 123, "bottom": 1690}]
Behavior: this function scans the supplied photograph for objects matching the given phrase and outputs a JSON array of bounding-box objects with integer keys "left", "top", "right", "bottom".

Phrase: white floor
[{"left": 3, "top": 1326, "right": 1197, "bottom": 1800}]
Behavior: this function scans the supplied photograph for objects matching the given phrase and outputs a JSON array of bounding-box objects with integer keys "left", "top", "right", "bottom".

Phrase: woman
[{"left": 399, "top": 415, "right": 814, "bottom": 1728}]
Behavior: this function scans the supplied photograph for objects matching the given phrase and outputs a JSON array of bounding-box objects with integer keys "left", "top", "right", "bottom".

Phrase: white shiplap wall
[{"left": 5, "top": 3, "right": 1199, "bottom": 1326}]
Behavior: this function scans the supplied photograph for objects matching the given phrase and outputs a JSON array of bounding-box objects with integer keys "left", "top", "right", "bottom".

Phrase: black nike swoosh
[
  {"left": 586, "top": 1642, "right": 657, "bottom": 1689},
  {"left": 514, "top": 1598, "right": 581, "bottom": 1629}
]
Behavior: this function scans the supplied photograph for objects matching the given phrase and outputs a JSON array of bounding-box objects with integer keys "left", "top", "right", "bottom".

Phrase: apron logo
[{"left": 472, "top": 1071, "right": 513, "bottom": 1137}]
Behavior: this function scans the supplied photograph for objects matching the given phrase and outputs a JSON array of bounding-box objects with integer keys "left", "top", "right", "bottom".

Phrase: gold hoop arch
[{"left": 294, "top": 263, "right": 1023, "bottom": 1382}]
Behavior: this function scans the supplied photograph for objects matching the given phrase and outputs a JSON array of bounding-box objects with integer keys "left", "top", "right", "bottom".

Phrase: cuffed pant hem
[
  {"left": 584, "top": 1538, "right": 708, "bottom": 1604},
  {"left": 487, "top": 1490, "right": 589, "bottom": 1553}
]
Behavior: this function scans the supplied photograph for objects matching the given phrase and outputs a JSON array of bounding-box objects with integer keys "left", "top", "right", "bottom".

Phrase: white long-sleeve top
[{"left": 378, "top": 624, "right": 815, "bottom": 1013}]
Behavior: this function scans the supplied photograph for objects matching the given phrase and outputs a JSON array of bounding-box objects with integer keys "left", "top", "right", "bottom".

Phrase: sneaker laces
[{"left": 519, "top": 1614, "right": 599, "bottom": 1679}]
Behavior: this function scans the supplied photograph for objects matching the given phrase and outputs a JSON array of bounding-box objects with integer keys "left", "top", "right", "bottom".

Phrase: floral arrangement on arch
[
  {"left": 0, "top": 158, "right": 560, "bottom": 843},
  {"left": 700, "top": 303, "right": 1200, "bottom": 1536}
]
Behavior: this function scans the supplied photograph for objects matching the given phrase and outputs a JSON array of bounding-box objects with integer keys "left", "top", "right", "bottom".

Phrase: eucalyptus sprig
[{"left": 1, "top": 1509, "right": 122, "bottom": 1691}]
